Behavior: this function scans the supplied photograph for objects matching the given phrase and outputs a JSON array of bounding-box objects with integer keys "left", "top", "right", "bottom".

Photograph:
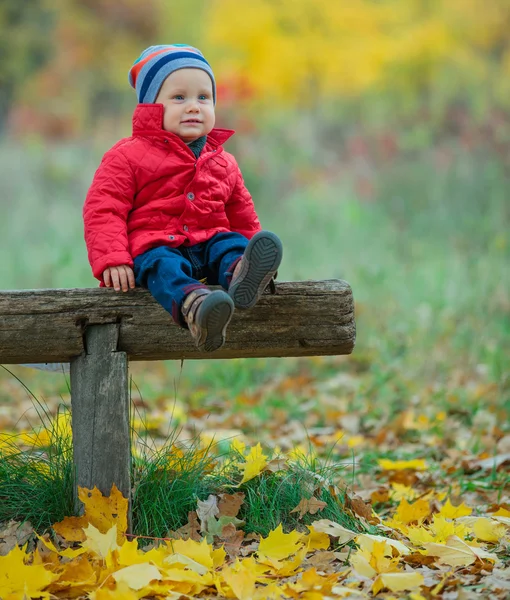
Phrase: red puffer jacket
[{"left": 84, "top": 103, "right": 261, "bottom": 281}]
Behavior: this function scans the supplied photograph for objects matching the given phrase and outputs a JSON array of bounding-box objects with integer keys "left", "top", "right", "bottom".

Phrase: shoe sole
[
  {"left": 229, "top": 231, "right": 283, "bottom": 309},
  {"left": 195, "top": 291, "right": 234, "bottom": 352}
]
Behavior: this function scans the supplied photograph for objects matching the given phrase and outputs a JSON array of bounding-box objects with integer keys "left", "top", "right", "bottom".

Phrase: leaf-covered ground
[{"left": 0, "top": 348, "right": 508, "bottom": 598}]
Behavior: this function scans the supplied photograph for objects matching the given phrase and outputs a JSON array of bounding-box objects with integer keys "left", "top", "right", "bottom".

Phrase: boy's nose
[{"left": 186, "top": 100, "right": 200, "bottom": 112}]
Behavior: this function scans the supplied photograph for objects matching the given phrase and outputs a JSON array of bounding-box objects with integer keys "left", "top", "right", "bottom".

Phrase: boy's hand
[{"left": 103, "top": 265, "right": 135, "bottom": 292}]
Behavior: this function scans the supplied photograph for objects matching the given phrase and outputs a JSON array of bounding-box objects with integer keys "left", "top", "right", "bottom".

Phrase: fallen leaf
[
  {"left": 347, "top": 494, "right": 373, "bottom": 521},
  {"left": 378, "top": 458, "right": 428, "bottom": 471},
  {"left": 52, "top": 485, "right": 128, "bottom": 544},
  {"left": 422, "top": 535, "right": 495, "bottom": 567},
  {"left": 168, "top": 511, "right": 201, "bottom": 542},
  {"left": 113, "top": 563, "right": 162, "bottom": 590},
  {"left": 389, "top": 497, "right": 431, "bottom": 525},
  {"left": 236, "top": 443, "right": 268, "bottom": 484},
  {"left": 310, "top": 519, "right": 357, "bottom": 544},
  {"left": 258, "top": 524, "right": 304, "bottom": 560},
  {"left": 290, "top": 497, "right": 327, "bottom": 519},
  {"left": 373, "top": 571, "right": 424, "bottom": 594},
  {"left": 438, "top": 498, "right": 472, "bottom": 519},
  {"left": 222, "top": 561, "right": 257, "bottom": 600},
  {"left": 196, "top": 494, "right": 219, "bottom": 533},
  {"left": 82, "top": 523, "right": 119, "bottom": 559},
  {"left": 0, "top": 520, "right": 34, "bottom": 556},
  {"left": 0, "top": 544, "right": 58, "bottom": 599},
  {"left": 218, "top": 492, "right": 245, "bottom": 517},
  {"left": 458, "top": 517, "right": 508, "bottom": 543},
  {"left": 219, "top": 523, "right": 245, "bottom": 558}
]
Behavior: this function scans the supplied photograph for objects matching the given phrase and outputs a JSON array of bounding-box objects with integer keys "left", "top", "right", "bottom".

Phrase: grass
[{"left": 0, "top": 396, "right": 362, "bottom": 538}]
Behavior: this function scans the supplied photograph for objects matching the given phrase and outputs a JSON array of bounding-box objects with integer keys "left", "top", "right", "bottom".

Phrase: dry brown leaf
[
  {"left": 291, "top": 497, "right": 327, "bottom": 519},
  {"left": 264, "top": 458, "right": 289, "bottom": 473},
  {"left": 306, "top": 550, "right": 338, "bottom": 570},
  {"left": 168, "top": 511, "right": 201, "bottom": 542},
  {"left": 0, "top": 520, "right": 34, "bottom": 556},
  {"left": 218, "top": 492, "right": 245, "bottom": 517},
  {"left": 219, "top": 522, "right": 245, "bottom": 558},
  {"left": 346, "top": 494, "right": 373, "bottom": 521}
]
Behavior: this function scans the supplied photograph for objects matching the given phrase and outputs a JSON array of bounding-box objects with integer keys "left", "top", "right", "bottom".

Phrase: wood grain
[
  {"left": 0, "top": 280, "right": 355, "bottom": 363},
  {"left": 70, "top": 324, "right": 131, "bottom": 528}
]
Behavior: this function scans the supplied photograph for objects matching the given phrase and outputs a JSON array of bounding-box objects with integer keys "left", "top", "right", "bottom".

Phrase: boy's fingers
[
  {"left": 111, "top": 269, "right": 121, "bottom": 291},
  {"left": 127, "top": 268, "right": 136, "bottom": 289},
  {"left": 119, "top": 268, "right": 129, "bottom": 292},
  {"left": 104, "top": 269, "right": 111, "bottom": 287}
]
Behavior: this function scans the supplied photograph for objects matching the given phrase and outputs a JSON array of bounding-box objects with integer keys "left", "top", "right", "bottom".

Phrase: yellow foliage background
[{"left": 2, "top": 0, "right": 510, "bottom": 136}]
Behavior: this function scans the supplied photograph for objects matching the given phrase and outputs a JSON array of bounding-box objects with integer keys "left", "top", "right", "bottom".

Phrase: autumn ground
[{"left": 0, "top": 134, "right": 509, "bottom": 597}]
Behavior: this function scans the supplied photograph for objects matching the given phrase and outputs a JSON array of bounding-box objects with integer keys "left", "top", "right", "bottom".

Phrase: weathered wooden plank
[
  {"left": 0, "top": 280, "right": 355, "bottom": 363},
  {"left": 70, "top": 324, "right": 131, "bottom": 528}
]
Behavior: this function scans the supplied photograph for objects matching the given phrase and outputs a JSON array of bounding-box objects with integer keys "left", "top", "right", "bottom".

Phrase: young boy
[{"left": 83, "top": 44, "right": 282, "bottom": 352}]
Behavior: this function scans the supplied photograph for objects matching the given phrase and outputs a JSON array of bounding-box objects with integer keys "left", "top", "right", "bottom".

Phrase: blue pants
[{"left": 133, "top": 232, "right": 249, "bottom": 327}]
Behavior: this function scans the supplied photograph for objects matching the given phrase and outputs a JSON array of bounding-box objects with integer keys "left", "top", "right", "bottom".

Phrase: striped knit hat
[{"left": 128, "top": 44, "right": 216, "bottom": 104}]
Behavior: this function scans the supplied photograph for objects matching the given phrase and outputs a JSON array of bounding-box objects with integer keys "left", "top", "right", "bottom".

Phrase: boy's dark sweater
[{"left": 188, "top": 135, "right": 207, "bottom": 159}]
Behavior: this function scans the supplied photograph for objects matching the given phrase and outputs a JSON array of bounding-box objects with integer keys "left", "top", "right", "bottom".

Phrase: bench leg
[{"left": 70, "top": 323, "right": 131, "bottom": 531}]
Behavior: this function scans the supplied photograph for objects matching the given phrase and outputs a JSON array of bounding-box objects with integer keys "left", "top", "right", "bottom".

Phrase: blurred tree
[
  {"left": 3, "top": 0, "right": 510, "bottom": 138},
  {"left": 0, "top": 0, "right": 54, "bottom": 132}
]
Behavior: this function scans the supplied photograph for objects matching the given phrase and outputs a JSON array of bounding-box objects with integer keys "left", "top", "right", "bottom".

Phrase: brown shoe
[
  {"left": 181, "top": 289, "right": 234, "bottom": 352},
  {"left": 229, "top": 231, "right": 283, "bottom": 309}
]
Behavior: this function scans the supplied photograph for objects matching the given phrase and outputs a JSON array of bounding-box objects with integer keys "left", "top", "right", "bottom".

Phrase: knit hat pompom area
[{"left": 128, "top": 44, "right": 216, "bottom": 105}]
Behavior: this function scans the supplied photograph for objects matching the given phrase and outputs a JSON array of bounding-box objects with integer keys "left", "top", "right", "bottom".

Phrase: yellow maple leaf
[
  {"left": 113, "top": 563, "right": 162, "bottom": 591},
  {"left": 373, "top": 571, "right": 424, "bottom": 595},
  {"left": 236, "top": 443, "right": 268, "bottom": 484},
  {"left": 462, "top": 517, "right": 508, "bottom": 543},
  {"left": 271, "top": 546, "right": 308, "bottom": 576},
  {"left": 390, "top": 483, "right": 418, "bottom": 501},
  {"left": 303, "top": 525, "right": 330, "bottom": 551},
  {"left": 117, "top": 539, "right": 150, "bottom": 567},
  {"left": 258, "top": 524, "right": 304, "bottom": 561},
  {"left": 36, "top": 533, "right": 87, "bottom": 559},
  {"left": 89, "top": 582, "right": 138, "bottom": 600},
  {"left": 356, "top": 534, "right": 410, "bottom": 556},
  {"left": 406, "top": 515, "right": 469, "bottom": 546},
  {"left": 213, "top": 547, "right": 227, "bottom": 569},
  {"left": 166, "top": 537, "right": 214, "bottom": 570},
  {"left": 378, "top": 458, "right": 427, "bottom": 471},
  {"left": 289, "top": 567, "right": 339, "bottom": 595},
  {"left": 351, "top": 540, "right": 401, "bottom": 578},
  {"left": 492, "top": 507, "right": 510, "bottom": 517},
  {"left": 429, "top": 515, "right": 469, "bottom": 542},
  {"left": 82, "top": 523, "right": 119, "bottom": 561},
  {"left": 0, "top": 544, "right": 58, "bottom": 600},
  {"left": 392, "top": 497, "right": 431, "bottom": 525},
  {"left": 222, "top": 560, "right": 257, "bottom": 600},
  {"left": 406, "top": 526, "right": 435, "bottom": 546},
  {"left": 437, "top": 498, "right": 472, "bottom": 519},
  {"left": 52, "top": 484, "right": 128, "bottom": 544},
  {"left": 230, "top": 437, "right": 246, "bottom": 455},
  {"left": 47, "top": 554, "right": 96, "bottom": 593}
]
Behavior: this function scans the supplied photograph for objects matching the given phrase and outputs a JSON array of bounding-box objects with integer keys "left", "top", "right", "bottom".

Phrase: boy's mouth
[{"left": 182, "top": 119, "right": 202, "bottom": 124}]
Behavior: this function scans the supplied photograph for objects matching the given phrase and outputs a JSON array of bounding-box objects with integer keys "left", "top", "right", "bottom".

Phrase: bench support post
[{"left": 70, "top": 324, "right": 131, "bottom": 530}]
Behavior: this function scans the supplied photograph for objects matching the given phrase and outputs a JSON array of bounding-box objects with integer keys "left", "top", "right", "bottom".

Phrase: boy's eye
[
  {"left": 173, "top": 95, "right": 184, "bottom": 100},
  {"left": 199, "top": 94, "right": 208, "bottom": 100}
]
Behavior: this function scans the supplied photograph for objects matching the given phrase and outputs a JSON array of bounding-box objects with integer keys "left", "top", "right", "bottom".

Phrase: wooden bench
[{"left": 0, "top": 280, "right": 355, "bottom": 527}]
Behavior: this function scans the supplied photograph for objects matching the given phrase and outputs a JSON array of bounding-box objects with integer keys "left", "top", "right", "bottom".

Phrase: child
[{"left": 83, "top": 45, "right": 282, "bottom": 352}]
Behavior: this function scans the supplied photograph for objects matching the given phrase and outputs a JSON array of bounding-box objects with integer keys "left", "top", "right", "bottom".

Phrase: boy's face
[{"left": 155, "top": 68, "right": 215, "bottom": 143}]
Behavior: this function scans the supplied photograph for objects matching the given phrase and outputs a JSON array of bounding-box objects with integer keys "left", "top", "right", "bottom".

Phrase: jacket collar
[{"left": 132, "top": 103, "right": 235, "bottom": 146}]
